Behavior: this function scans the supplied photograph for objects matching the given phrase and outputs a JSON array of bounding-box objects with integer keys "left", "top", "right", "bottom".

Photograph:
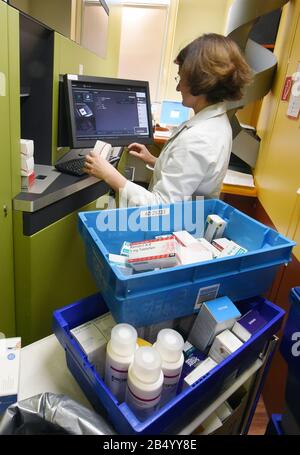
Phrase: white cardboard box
[
  {"left": 0, "top": 338, "right": 21, "bottom": 413},
  {"left": 208, "top": 330, "right": 243, "bottom": 364}
]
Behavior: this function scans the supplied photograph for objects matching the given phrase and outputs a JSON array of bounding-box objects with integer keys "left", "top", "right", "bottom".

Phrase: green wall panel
[
  {"left": 14, "top": 201, "right": 99, "bottom": 346},
  {"left": 8, "top": 6, "right": 21, "bottom": 198},
  {"left": 0, "top": 1, "right": 16, "bottom": 338}
]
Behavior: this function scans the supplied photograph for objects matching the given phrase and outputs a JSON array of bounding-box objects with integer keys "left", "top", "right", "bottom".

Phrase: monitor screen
[
  {"left": 160, "top": 100, "right": 191, "bottom": 126},
  {"left": 63, "top": 74, "right": 154, "bottom": 148}
]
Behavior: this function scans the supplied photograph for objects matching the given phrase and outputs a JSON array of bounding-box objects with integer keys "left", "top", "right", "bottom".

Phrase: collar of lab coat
[{"left": 168, "top": 102, "right": 227, "bottom": 141}]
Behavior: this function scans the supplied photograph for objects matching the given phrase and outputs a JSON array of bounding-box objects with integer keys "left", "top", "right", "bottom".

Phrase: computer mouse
[{"left": 93, "top": 140, "right": 112, "bottom": 160}]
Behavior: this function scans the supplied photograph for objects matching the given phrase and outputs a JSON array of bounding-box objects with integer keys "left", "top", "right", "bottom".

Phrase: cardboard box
[
  {"left": 208, "top": 330, "right": 244, "bottom": 364},
  {"left": 137, "top": 318, "right": 175, "bottom": 344},
  {"left": 232, "top": 309, "right": 267, "bottom": 342},
  {"left": 183, "top": 357, "right": 217, "bottom": 389},
  {"left": 71, "top": 312, "right": 116, "bottom": 377},
  {"left": 71, "top": 322, "right": 107, "bottom": 377},
  {"left": 0, "top": 338, "right": 21, "bottom": 413},
  {"left": 197, "top": 237, "right": 221, "bottom": 258},
  {"left": 173, "top": 230, "right": 198, "bottom": 247},
  {"left": 108, "top": 253, "right": 133, "bottom": 276},
  {"left": 128, "top": 236, "right": 179, "bottom": 271},
  {"left": 20, "top": 138, "right": 34, "bottom": 157},
  {"left": 178, "top": 243, "right": 213, "bottom": 265},
  {"left": 188, "top": 296, "right": 241, "bottom": 352},
  {"left": 204, "top": 214, "right": 227, "bottom": 242}
]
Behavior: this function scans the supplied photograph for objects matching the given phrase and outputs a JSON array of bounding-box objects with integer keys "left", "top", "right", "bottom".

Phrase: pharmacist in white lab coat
[{"left": 84, "top": 33, "right": 252, "bottom": 206}]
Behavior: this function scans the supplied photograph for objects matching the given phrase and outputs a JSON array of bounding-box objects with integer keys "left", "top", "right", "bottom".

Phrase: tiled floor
[{"left": 248, "top": 397, "right": 269, "bottom": 435}]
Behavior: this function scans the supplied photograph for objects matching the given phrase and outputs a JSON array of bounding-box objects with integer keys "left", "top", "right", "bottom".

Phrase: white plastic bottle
[
  {"left": 105, "top": 323, "right": 137, "bottom": 403},
  {"left": 153, "top": 329, "right": 184, "bottom": 405},
  {"left": 126, "top": 346, "right": 163, "bottom": 421}
]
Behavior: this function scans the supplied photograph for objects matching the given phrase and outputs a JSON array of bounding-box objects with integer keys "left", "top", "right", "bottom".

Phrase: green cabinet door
[
  {"left": 0, "top": 2, "right": 16, "bottom": 337},
  {"left": 14, "top": 200, "right": 99, "bottom": 346}
]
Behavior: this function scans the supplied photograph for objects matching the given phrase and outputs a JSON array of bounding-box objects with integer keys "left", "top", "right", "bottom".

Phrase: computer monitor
[
  {"left": 63, "top": 74, "right": 154, "bottom": 148},
  {"left": 159, "top": 100, "right": 191, "bottom": 126}
]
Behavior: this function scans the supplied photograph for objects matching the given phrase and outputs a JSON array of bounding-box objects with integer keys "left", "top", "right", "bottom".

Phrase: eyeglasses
[{"left": 174, "top": 75, "right": 180, "bottom": 84}]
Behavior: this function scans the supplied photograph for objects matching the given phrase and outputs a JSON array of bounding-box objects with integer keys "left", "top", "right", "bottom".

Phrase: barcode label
[
  {"left": 140, "top": 208, "right": 170, "bottom": 218},
  {"left": 194, "top": 284, "right": 220, "bottom": 310}
]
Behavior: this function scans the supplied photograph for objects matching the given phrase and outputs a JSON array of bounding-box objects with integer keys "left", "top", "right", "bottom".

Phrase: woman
[{"left": 84, "top": 33, "right": 252, "bottom": 206}]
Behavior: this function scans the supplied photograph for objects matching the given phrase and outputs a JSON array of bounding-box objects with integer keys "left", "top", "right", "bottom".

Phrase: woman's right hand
[{"left": 127, "top": 143, "right": 157, "bottom": 167}]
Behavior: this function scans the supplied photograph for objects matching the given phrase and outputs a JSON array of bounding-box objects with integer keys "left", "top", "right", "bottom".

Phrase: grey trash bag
[{"left": 0, "top": 392, "right": 115, "bottom": 435}]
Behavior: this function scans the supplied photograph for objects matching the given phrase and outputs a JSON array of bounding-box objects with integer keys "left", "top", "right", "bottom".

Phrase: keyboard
[
  {"left": 55, "top": 157, "right": 86, "bottom": 176},
  {"left": 55, "top": 147, "right": 123, "bottom": 177}
]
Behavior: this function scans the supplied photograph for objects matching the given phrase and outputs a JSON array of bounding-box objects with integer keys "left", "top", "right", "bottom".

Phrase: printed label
[
  {"left": 67, "top": 74, "right": 78, "bottom": 80},
  {"left": 140, "top": 208, "right": 170, "bottom": 218},
  {"left": 281, "top": 76, "right": 292, "bottom": 101},
  {"left": 194, "top": 284, "right": 220, "bottom": 310},
  {"left": 126, "top": 385, "right": 161, "bottom": 420}
]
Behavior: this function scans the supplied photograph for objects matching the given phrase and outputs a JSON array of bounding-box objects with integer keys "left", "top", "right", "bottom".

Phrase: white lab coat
[{"left": 121, "top": 102, "right": 232, "bottom": 207}]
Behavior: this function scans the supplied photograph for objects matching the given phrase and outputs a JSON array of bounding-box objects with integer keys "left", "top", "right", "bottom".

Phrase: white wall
[
  {"left": 81, "top": 3, "right": 109, "bottom": 58},
  {"left": 118, "top": 5, "right": 168, "bottom": 102}
]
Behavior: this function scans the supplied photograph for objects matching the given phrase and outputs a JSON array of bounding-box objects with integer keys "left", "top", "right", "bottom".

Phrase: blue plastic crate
[
  {"left": 280, "top": 287, "right": 300, "bottom": 380},
  {"left": 53, "top": 293, "right": 285, "bottom": 435},
  {"left": 78, "top": 199, "right": 294, "bottom": 327}
]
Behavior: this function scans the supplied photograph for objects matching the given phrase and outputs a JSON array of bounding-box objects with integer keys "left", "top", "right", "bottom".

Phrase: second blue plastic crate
[{"left": 78, "top": 199, "right": 294, "bottom": 327}]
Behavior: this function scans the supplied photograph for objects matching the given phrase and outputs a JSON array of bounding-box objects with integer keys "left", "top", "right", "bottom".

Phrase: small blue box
[
  {"left": 53, "top": 293, "right": 285, "bottom": 435},
  {"left": 78, "top": 199, "right": 294, "bottom": 327}
]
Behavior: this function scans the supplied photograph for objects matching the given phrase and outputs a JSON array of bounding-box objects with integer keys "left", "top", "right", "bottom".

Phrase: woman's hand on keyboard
[
  {"left": 84, "top": 151, "right": 111, "bottom": 180},
  {"left": 84, "top": 151, "right": 127, "bottom": 192}
]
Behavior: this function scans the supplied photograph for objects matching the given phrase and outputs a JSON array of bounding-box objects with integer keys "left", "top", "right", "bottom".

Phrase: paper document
[
  {"left": 223, "top": 169, "right": 255, "bottom": 188},
  {"left": 154, "top": 130, "right": 172, "bottom": 139}
]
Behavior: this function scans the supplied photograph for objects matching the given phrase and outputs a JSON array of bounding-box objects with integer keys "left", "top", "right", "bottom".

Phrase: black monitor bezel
[{"left": 63, "top": 74, "right": 154, "bottom": 148}]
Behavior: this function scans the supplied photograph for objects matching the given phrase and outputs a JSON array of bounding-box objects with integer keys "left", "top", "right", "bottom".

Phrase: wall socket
[{"left": 79, "top": 64, "right": 84, "bottom": 75}]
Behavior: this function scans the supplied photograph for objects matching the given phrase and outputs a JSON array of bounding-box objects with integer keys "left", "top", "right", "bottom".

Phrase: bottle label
[
  {"left": 160, "top": 372, "right": 180, "bottom": 405},
  {"left": 126, "top": 385, "right": 161, "bottom": 420},
  {"left": 106, "top": 365, "right": 128, "bottom": 402}
]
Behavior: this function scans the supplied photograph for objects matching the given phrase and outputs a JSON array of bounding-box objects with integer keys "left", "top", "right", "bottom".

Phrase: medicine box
[
  {"left": 188, "top": 296, "right": 241, "bottom": 352},
  {"left": 53, "top": 293, "right": 285, "bottom": 435},
  {"left": 0, "top": 338, "right": 21, "bottom": 413},
  {"left": 208, "top": 330, "right": 244, "bottom": 364},
  {"left": 232, "top": 309, "right": 267, "bottom": 342},
  {"left": 204, "top": 214, "right": 226, "bottom": 242},
  {"left": 71, "top": 312, "right": 116, "bottom": 377},
  {"left": 78, "top": 199, "right": 294, "bottom": 327}
]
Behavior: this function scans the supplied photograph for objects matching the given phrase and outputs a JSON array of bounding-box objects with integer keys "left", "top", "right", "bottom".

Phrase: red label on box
[{"left": 281, "top": 76, "right": 292, "bottom": 101}]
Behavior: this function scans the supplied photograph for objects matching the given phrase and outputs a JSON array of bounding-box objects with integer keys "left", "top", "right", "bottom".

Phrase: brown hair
[{"left": 175, "top": 33, "right": 252, "bottom": 104}]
